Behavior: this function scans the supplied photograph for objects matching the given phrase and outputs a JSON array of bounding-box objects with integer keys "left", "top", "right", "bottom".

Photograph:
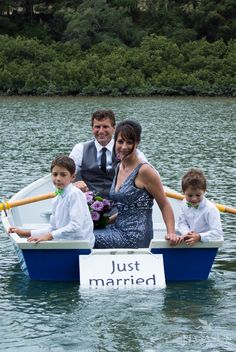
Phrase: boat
[{"left": 1, "top": 174, "right": 223, "bottom": 283}]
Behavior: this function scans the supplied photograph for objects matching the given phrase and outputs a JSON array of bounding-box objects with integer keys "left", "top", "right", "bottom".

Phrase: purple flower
[
  {"left": 92, "top": 211, "right": 100, "bottom": 221},
  {"left": 85, "top": 191, "right": 111, "bottom": 228},
  {"left": 85, "top": 191, "right": 93, "bottom": 204},
  {"left": 103, "top": 199, "right": 110, "bottom": 208},
  {"left": 115, "top": 154, "right": 121, "bottom": 161},
  {"left": 91, "top": 200, "right": 104, "bottom": 212}
]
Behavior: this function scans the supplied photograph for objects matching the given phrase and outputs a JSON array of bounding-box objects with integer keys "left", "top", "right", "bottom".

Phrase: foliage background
[{"left": 0, "top": 0, "right": 235, "bottom": 96}]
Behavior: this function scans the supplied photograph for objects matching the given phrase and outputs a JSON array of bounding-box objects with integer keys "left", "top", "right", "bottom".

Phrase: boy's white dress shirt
[
  {"left": 177, "top": 197, "right": 223, "bottom": 242},
  {"left": 31, "top": 183, "right": 95, "bottom": 246}
]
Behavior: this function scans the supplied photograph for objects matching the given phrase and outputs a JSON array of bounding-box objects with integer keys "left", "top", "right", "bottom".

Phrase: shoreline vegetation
[{"left": 0, "top": 1, "right": 235, "bottom": 97}]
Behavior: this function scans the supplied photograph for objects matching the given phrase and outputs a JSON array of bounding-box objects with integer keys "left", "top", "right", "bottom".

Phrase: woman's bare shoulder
[{"left": 139, "top": 162, "right": 160, "bottom": 176}]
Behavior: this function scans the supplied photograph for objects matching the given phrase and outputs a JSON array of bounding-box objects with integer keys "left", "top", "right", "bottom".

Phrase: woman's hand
[
  {"left": 108, "top": 213, "right": 117, "bottom": 225},
  {"left": 165, "top": 233, "right": 183, "bottom": 245}
]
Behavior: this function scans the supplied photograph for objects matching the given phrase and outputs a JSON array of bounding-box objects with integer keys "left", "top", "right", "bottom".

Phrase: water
[{"left": 0, "top": 96, "right": 235, "bottom": 351}]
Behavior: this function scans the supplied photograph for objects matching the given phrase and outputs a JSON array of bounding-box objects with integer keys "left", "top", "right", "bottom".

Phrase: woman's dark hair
[
  {"left": 114, "top": 119, "right": 142, "bottom": 158},
  {"left": 50, "top": 155, "right": 76, "bottom": 175},
  {"left": 181, "top": 168, "right": 207, "bottom": 192}
]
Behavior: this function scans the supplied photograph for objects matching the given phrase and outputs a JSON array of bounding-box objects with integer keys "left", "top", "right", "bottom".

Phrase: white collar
[
  {"left": 57, "top": 183, "right": 73, "bottom": 198},
  {"left": 95, "top": 138, "right": 114, "bottom": 153},
  {"left": 184, "top": 196, "right": 207, "bottom": 209},
  {"left": 199, "top": 196, "right": 207, "bottom": 209}
]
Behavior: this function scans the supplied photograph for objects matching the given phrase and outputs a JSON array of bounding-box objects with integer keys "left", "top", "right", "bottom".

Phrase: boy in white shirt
[
  {"left": 9, "top": 155, "right": 95, "bottom": 246},
  {"left": 177, "top": 168, "right": 223, "bottom": 245}
]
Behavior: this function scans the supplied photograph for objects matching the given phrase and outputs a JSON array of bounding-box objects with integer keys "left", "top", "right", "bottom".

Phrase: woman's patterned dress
[{"left": 94, "top": 163, "right": 154, "bottom": 248}]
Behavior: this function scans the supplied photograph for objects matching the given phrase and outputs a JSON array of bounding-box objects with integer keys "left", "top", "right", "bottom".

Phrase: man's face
[{"left": 92, "top": 118, "right": 115, "bottom": 146}]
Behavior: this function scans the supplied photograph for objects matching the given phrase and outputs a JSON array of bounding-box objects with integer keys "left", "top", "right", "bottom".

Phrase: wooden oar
[
  {"left": 0, "top": 192, "right": 57, "bottom": 212},
  {"left": 165, "top": 190, "right": 236, "bottom": 215},
  {"left": 1, "top": 189, "right": 235, "bottom": 215}
]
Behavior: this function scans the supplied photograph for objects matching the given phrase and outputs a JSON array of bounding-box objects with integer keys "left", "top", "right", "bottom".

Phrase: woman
[{"left": 94, "top": 120, "right": 178, "bottom": 248}]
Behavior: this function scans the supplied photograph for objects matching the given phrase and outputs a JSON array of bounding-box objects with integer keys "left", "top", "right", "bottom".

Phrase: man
[{"left": 69, "top": 109, "right": 146, "bottom": 198}]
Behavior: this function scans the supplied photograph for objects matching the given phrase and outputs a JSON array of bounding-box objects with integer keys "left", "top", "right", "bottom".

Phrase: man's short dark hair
[{"left": 91, "top": 110, "right": 116, "bottom": 127}]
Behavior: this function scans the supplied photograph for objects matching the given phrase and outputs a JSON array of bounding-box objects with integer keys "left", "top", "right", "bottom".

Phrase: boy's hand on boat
[
  {"left": 8, "top": 227, "right": 30, "bottom": 237},
  {"left": 183, "top": 231, "right": 201, "bottom": 245},
  {"left": 27, "top": 233, "right": 53, "bottom": 243}
]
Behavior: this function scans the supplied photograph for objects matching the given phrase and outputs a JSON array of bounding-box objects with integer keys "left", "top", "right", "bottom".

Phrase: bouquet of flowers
[{"left": 85, "top": 191, "right": 112, "bottom": 229}]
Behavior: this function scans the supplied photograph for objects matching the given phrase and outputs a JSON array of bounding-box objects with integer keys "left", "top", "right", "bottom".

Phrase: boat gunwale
[
  {"left": 149, "top": 239, "right": 223, "bottom": 249},
  {"left": 8, "top": 233, "right": 223, "bottom": 251},
  {"left": 9, "top": 233, "right": 93, "bottom": 250},
  {"left": 9, "top": 174, "right": 52, "bottom": 202}
]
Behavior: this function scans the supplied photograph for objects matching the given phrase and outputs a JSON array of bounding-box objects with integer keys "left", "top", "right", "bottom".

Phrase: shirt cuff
[
  {"left": 51, "top": 230, "right": 62, "bottom": 240},
  {"left": 199, "top": 233, "right": 208, "bottom": 242}
]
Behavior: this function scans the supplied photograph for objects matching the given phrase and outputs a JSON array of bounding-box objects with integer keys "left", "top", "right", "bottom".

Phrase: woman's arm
[{"left": 137, "top": 164, "right": 181, "bottom": 244}]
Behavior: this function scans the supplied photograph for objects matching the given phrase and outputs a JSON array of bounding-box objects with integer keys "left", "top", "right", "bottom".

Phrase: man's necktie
[{"left": 101, "top": 147, "right": 107, "bottom": 173}]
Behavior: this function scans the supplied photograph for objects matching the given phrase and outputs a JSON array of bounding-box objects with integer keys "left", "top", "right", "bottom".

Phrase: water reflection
[
  {"left": 163, "top": 280, "right": 222, "bottom": 319},
  {"left": 4, "top": 271, "right": 81, "bottom": 311}
]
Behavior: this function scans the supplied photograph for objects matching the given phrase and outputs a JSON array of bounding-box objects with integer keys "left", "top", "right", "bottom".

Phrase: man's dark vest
[{"left": 76, "top": 140, "right": 116, "bottom": 198}]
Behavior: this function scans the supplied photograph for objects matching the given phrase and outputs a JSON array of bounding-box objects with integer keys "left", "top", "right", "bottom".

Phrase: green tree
[{"left": 63, "top": 0, "right": 144, "bottom": 49}]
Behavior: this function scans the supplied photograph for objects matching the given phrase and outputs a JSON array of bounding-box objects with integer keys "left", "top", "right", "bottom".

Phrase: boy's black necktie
[{"left": 101, "top": 147, "right": 107, "bottom": 173}]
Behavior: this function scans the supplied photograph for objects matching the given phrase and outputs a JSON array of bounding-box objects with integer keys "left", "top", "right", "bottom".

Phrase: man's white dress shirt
[{"left": 69, "top": 138, "right": 147, "bottom": 173}]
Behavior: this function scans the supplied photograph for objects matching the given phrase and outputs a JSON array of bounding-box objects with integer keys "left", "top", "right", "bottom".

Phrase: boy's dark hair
[
  {"left": 50, "top": 155, "right": 76, "bottom": 175},
  {"left": 91, "top": 109, "right": 116, "bottom": 127},
  {"left": 181, "top": 168, "right": 207, "bottom": 192}
]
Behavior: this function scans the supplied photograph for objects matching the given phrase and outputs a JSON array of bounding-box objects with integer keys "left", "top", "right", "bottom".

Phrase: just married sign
[{"left": 79, "top": 252, "right": 166, "bottom": 289}]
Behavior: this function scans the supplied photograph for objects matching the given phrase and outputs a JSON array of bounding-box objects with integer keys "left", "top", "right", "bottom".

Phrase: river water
[{"left": 0, "top": 96, "right": 235, "bottom": 351}]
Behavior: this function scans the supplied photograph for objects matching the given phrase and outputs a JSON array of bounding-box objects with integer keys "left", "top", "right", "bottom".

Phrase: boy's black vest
[{"left": 76, "top": 140, "right": 116, "bottom": 198}]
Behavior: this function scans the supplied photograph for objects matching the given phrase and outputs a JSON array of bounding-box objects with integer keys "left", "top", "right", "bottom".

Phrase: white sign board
[{"left": 79, "top": 253, "right": 166, "bottom": 289}]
